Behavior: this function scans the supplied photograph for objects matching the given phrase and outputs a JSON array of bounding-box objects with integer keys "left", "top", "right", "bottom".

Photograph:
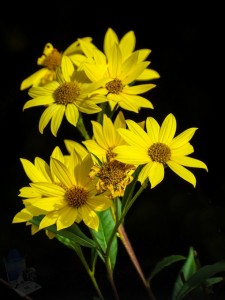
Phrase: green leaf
[
  {"left": 31, "top": 216, "right": 96, "bottom": 248},
  {"left": 91, "top": 247, "right": 99, "bottom": 272},
  {"left": 58, "top": 225, "right": 97, "bottom": 248},
  {"left": 206, "top": 276, "right": 224, "bottom": 287},
  {"left": 172, "top": 246, "right": 198, "bottom": 300},
  {"left": 148, "top": 255, "right": 186, "bottom": 281},
  {"left": 31, "top": 215, "right": 44, "bottom": 225},
  {"left": 174, "top": 260, "right": 225, "bottom": 300},
  {"left": 90, "top": 208, "right": 118, "bottom": 270},
  {"left": 56, "top": 234, "right": 82, "bottom": 256}
]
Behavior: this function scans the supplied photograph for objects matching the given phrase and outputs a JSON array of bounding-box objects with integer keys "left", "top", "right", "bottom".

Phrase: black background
[{"left": 1, "top": 2, "right": 224, "bottom": 299}]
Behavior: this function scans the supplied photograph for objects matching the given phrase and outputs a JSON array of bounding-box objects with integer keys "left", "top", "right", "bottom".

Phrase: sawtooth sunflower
[
  {"left": 23, "top": 56, "right": 107, "bottom": 136},
  {"left": 113, "top": 113, "right": 208, "bottom": 188},
  {"left": 13, "top": 146, "right": 112, "bottom": 231}
]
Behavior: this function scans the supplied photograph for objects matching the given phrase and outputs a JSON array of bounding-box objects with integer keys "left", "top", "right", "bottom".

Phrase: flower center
[
  {"left": 98, "top": 160, "right": 130, "bottom": 187},
  {"left": 65, "top": 186, "right": 88, "bottom": 208},
  {"left": 43, "top": 49, "right": 62, "bottom": 70},
  {"left": 148, "top": 143, "right": 171, "bottom": 164},
  {"left": 54, "top": 82, "right": 80, "bottom": 105},
  {"left": 105, "top": 78, "right": 124, "bottom": 94}
]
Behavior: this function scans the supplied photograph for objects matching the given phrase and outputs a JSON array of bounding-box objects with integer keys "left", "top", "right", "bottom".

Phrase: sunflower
[
  {"left": 113, "top": 113, "right": 208, "bottom": 188},
  {"left": 20, "top": 37, "right": 96, "bottom": 90},
  {"left": 82, "top": 111, "right": 136, "bottom": 198},
  {"left": 83, "top": 42, "right": 157, "bottom": 112},
  {"left": 23, "top": 56, "right": 107, "bottom": 136},
  {"left": 13, "top": 146, "right": 112, "bottom": 231}
]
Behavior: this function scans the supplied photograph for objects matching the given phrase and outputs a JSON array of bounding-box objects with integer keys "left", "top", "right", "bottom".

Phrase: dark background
[{"left": 1, "top": 2, "right": 224, "bottom": 299}]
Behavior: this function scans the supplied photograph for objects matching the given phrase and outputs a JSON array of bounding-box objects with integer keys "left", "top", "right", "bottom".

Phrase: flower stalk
[{"left": 118, "top": 224, "right": 156, "bottom": 300}]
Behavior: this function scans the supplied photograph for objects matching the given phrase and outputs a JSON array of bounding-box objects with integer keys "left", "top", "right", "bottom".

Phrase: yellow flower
[
  {"left": 13, "top": 146, "right": 112, "bottom": 231},
  {"left": 23, "top": 56, "right": 107, "bottom": 137},
  {"left": 83, "top": 43, "right": 157, "bottom": 112},
  {"left": 82, "top": 111, "right": 135, "bottom": 198},
  {"left": 113, "top": 113, "right": 208, "bottom": 188},
  {"left": 20, "top": 37, "right": 96, "bottom": 90},
  {"left": 103, "top": 28, "right": 160, "bottom": 81}
]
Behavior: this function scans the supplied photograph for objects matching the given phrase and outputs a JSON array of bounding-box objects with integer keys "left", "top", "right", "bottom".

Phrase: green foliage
[
  {"left": 148, "top": 255, "right": 186, "bottom": 281},
  {"left": 172, "top": 247, "right": 225, "bottom": 300},
  {"left": 90, "top": 208, "right": 118, "bottom": 271},
  {"left": 32, "top": 216, "right": 97, "bottom": 248}
]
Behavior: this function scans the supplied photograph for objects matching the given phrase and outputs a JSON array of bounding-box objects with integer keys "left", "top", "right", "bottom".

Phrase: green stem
[
  {"left": 96, "top": 103, "right": 107, "bottom": 125},
  {"left": 77, "top": 113, "right": 91, "bottom": 140},
  {"left": 56, "top": 234, "right": 104, "bottom": 300},
  {"left": 106, "top": 183, "right": 147, "bottom": 259},
  {"left": 89, "top": 224, "right": 120, "bottom": 299},
  {"left": 107, "top": 104, "right": 118, "bottom": 119},
  {"left": 105, "top": 258, "right": 120, "bottom": 300},
  {"left": 73, "top": 245, "right": 105, "bottom": 300}
]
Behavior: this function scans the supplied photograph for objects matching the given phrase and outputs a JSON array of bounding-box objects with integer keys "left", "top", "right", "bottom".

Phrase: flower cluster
[{"left": 14, "top": 28, "right": 208, "bottom": 299}]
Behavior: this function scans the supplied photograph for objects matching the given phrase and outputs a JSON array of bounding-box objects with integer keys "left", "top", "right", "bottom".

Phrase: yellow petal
[
  {"left": 81, "top": 205, "right": 99, "bottom": 231},
  {"left": 82, "top": 140, "right": 106, "bottom": 161},
  {"left": 167, "top": 160, "right": 197, "bottom": 187},
  {"left": 103, "top": 114, "right": 116, "bottom": 147},
  {"left": 12, "top": 210, "right": 32, "bottom": 223},
  {"left": 108, "top": 44, "right": 122, "bottom": 77},
  {"left": 20, "top": 158, "right": 49, "bottom": 182},
  {"left": 51, "top": 105, "right": 65, "bottom": 137},
  {"left": 119, "top": 30, "right": 135, "bottom": 59},
  {"left": 23, "top": 96, "right": 53, "bottom": 110},
  {"left": 170, "top": 128, "right": 198, "bottom": 148},
  {"left": 50, "top": 158, "right": 74, "bottom": 187},
  {"left": 159, "top": 113, "right": 176, "bottom": 144},
  {"left": 61, "top": 56, "right": 75, "bottom": 81},
  {"left": 171, "top": 156, "right": 208, "bottom": 171},
  {"left": 104, "top": 28, "right": 119, "bottom": 58},
  {"left": 65, "top": 104, "right": 79, "bottom": 127},
  {"left": 38, "top": 105, "right": 59, "bottom": 135},
  {"left": 146, "top": 117, "right": 160, "bottom": 143},
  {"left": 19, "top": 187, "right": 41, "bottom": 198},
  {"left": 92, "top": 121, "right": 107, "bottom": 149},
  {"left": 39, "top": 211, "right": 59, "bottom": 229},
  {"left": 75, "top": 154, "right": 93, "bottom": 186},
  {"left": 171, "top": 143, "right": 194, "bottom": 156},
  {"left": 20, "top": 68, "right": 50, "bottom": 90},
  {"left": 33, "top": 197, "right": 66, "bottom": 211},
  {"left": 120, "top": 121, "right": 151, "bottom": 148},
  {"left": 148, "top": 162, "right": 164, "bottom": 188},
  {"left": 30, "top": 182, "right": 65, "bottom": 197},
  {"left": 114, "top": 145, "right": 150, "bottom": 164},
  {"left": 123, "top": 83, "right": 156, "bottom": 95},
  {"left": 137, "top": 68, "right": 160, "bottom": 81},
  {"left": 123, "top": 60, "right": 150, "bottom": 84},
  {"left": 56, "top": 206, "right": 78, "bottom": 230},
  {"left": 138, "top": 162, "right": 153, "bottom": 185},
  {"left": 88, "top": 195, "right": 112, "bottom": 211},
  {"left": 34, "top": 157, "right": 52, "bottom": 182}
]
